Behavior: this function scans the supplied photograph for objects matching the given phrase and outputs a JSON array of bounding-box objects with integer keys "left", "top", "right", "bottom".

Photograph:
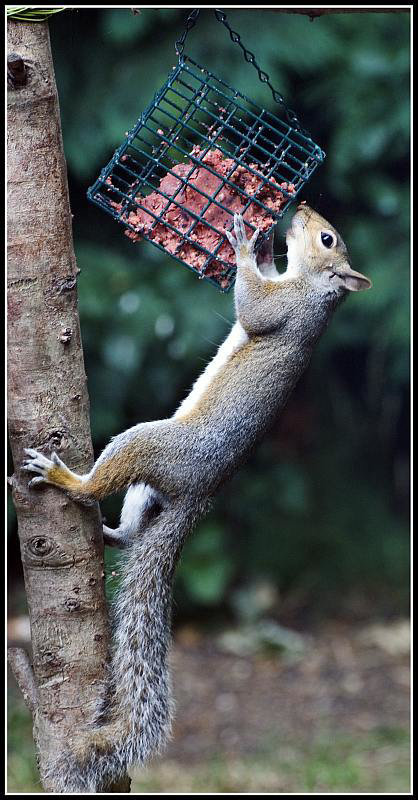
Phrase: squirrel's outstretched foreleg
[{"left": 226, "top": 215, "right": 290, "bottom": 335}]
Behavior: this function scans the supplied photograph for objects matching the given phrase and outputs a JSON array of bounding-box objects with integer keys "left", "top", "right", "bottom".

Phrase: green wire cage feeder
[{"left": 87, "top": 9, "right": 325, "bottom": 291}]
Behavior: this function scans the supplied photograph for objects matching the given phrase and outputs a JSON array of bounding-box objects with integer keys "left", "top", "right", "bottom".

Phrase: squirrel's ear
[{"left": 337, "top": 265, "right": 372, "bottom": 292}]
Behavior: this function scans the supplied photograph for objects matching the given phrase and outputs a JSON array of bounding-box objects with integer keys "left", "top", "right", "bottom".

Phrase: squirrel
[{"left": 22, "top": 206, "right": 371, "bottom": 792}]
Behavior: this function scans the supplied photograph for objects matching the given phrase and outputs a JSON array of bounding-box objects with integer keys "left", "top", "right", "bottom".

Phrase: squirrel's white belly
[
  {"left": 173, "top": 321, "right": 248, "bottom": 421},
  {"left": 128, "top": 323, "right": 247, "bottom": 517},
  {"left": 124, "top": 322, "right": 248, "bottom": 522}
]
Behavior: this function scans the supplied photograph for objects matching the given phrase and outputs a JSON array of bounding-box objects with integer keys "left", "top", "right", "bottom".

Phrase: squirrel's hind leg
[
  {"left": 22, "top": 449, "right": 93, "bottom": 501},
  {"left": 22, "top": 422, "right": 170, "bottom": 503},
  {"left": 103, "top": 483, "right": 163, "bottom": 549},
  {"left": 23, "top": 419, "right": 188, "bottom": 504},
  {"left": 102, "top": 525, "right": 129, "bottom": 549}
]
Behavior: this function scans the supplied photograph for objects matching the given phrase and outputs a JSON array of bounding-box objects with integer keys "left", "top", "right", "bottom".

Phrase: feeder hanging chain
[
  {"left": 175, "top": 9, "right": 309, "bottom": 136},
  {"left": 214, "top": 9, "right": 307, "bottom": 135},
  {"left": 175, "top": 8, "right": 201, "bottom": 57}
]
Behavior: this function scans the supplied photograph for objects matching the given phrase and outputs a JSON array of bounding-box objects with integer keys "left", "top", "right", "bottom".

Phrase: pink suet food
[{"left": 107, "top": 147, "right": 295, "bottom": 290}]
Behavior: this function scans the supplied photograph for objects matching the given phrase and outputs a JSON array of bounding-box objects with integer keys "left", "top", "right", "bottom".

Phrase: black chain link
[
  {"left": 175, "top": 8, "right": 200, "bottom": 57},
  {"left": 175, "top": 9, "right": 310, "bottom": 136},
  {"left": 214, "top": 9, "right": 307, "bottom": 135}
]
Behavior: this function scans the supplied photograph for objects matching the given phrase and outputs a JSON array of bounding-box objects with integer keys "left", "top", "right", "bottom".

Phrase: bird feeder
[{"left": 87, "top": 10, "right": 325, "bottom": 291}]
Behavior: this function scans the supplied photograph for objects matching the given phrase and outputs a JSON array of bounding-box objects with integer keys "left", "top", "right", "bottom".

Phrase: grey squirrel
[{"left": 23, "top": 207, "right": 371, "bottom": 792}]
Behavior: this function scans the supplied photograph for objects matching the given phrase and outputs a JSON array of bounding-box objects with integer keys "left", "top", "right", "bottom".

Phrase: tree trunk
[{"left": 7, "top": 19, "right": 130, "bottom": 793}]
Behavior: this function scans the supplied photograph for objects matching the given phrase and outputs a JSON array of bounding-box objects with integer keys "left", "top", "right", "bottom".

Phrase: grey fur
[{"left": 23, "top": 208, "right": 370, "bottom": 791}]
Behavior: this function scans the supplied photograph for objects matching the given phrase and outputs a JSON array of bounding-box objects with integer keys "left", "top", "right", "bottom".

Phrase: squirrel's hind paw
[
  {"left": 22, "top": 448, "right": 55, "bottom": 486},
  {"left": 103, "top": 524, "right": 131, "bottom": 550},
  {"left": 22, "top": 448, "right": 69, "bottom": 490}
]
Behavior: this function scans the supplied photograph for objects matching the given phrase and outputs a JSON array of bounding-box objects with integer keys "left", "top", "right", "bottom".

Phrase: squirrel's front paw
[
  {"left": 225, "top": 213, "right": 260, "bottom": 262},
  {"left": 22, "top": 448, "right": 63, "bottom": 489}
]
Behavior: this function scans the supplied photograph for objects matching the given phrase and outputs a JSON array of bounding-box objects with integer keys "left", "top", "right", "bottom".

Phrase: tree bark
[{"left": 7, "top": 19, "right": 130, "bottom": 793}]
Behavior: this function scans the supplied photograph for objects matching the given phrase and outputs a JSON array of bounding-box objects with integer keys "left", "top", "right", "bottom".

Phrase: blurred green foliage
[{"left": 15, "top": 9, "right": 409, "bottom": 618}]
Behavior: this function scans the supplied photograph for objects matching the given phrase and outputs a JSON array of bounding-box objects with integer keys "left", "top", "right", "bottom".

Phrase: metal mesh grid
[{"left": 87, "top": 56, "right": 325, "bottom": 292}]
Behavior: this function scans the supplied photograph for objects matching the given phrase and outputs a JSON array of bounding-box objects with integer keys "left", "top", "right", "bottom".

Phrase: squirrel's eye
[{"left": 321, "top": 232, "right": 335, "bottom": 249}]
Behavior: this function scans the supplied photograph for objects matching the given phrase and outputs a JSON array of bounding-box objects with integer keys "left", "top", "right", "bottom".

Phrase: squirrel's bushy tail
[{"left": 53, "top": 497, "right": 209, "bottom": 792}]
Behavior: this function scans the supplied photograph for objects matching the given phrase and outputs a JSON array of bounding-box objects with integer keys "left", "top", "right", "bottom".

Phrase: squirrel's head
[{"left": 286, "top": 204, "right": 372, "bottom": 294}]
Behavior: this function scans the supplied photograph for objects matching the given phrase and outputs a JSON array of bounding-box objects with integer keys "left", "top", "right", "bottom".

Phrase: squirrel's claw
[
  {"left": 28, "top": 476, "right": 46, "bottom": 489},
  {"left": 225, "top": 228, "right": 236, "bottom": 248},
  {"left": 233, "top": 213, "right": 246, "bottom": 243},
  {"left": 250, "top": 227, "right": 261, "bottom": 248},
  {"left": 22, "top": 448, "right": 56, "bottom": 486}
]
